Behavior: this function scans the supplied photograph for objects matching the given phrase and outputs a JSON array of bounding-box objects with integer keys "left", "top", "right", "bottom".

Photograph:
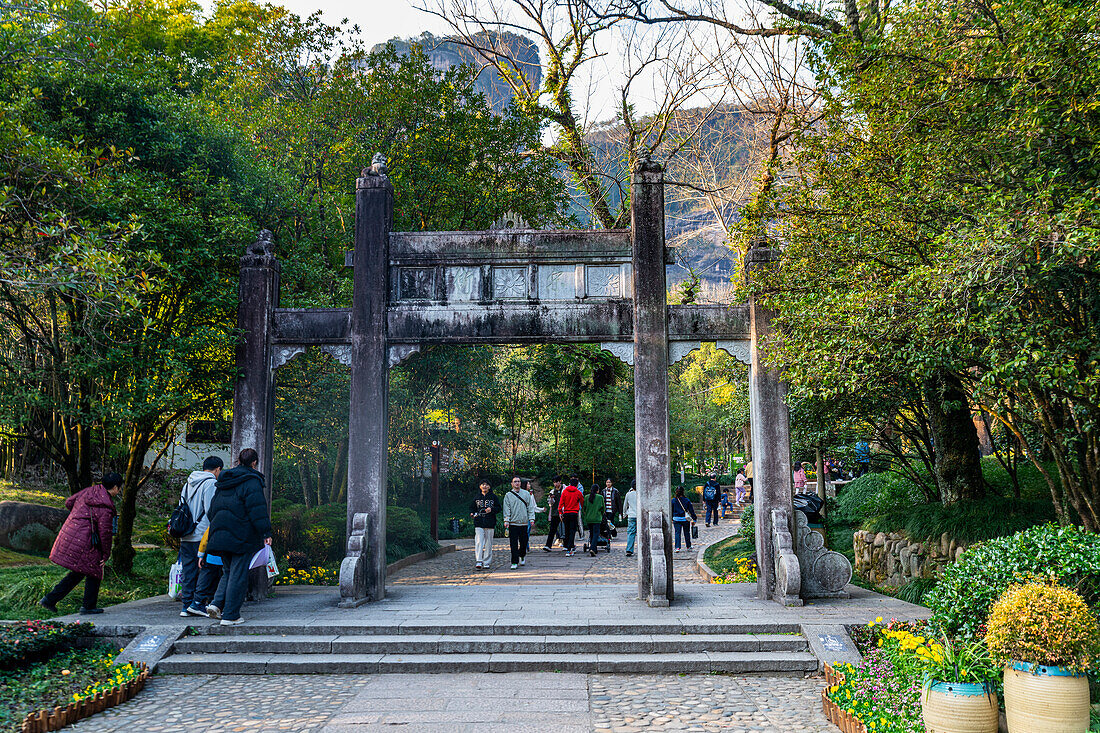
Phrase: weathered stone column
[
  {"left": 346, "top": 162, "right": 392, "bottom": 603},
  {"left": 746, "top": 244, "right": 795, "bottom": 602},
  {"left": 231, "top": 230, "right": 280, "bottom": 505},
  {"left": 632, "top": 160, "right": 674, "bottom": 607}
]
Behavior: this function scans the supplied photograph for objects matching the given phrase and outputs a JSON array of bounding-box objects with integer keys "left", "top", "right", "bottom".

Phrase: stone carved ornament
[
  {"left": 648, "top": 512, "right": 669, "bottom": 606},
  {"left": 339, "top": 512, "right": 370, "bottom": 606},
  {"left": 271, "top": 345, "right": 352, "bottom": 370},
  {"left": 771, "top": 508, "right": 803, "bottom": 606},
  {"left": 794, "top": 511, "right": 852, "bottom": 598}
]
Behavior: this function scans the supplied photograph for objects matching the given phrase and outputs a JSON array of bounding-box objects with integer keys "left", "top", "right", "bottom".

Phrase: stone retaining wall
[{"left": 852, "top": 530, "right": 968, "bottom": 588}]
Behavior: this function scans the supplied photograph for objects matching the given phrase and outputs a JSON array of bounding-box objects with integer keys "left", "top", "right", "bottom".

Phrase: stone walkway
[
  {"left": 68, "top": 672, "right": 834, "bottom": 733},
  {"left": 390, "top": 520, "right": 739, "bottom": 586}
]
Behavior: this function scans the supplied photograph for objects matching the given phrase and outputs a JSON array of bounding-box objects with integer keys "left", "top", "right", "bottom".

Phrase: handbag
[
  {"left": 691, "top": 524, "right": 699, "bottom": 539},
  {"left": 167, "top": 561, "right": 183, "bottom": 599}
]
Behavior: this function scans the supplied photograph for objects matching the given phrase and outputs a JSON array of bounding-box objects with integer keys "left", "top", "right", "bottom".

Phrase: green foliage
[
  {"left": 0, "top": 621, "right": 92, "bottom": 671},
  {"left": 986, "top": 583, "right": 1100, "bottom": 673},
  {"left": 864, "top": 497, "right": 1055, "bottom": 545},
  {"left": 738, "top": 504, "right": 754, "bottom": 539},
  {"left": 270, "top": 503, "right": 346, "bottom": 566},
  {"left": 385, "top": 505, "right": 438, "bottom": 564},
  {"left": 927, "top": 524, "right": 1100, "bottom": 639},
  {"left": 894, "top": 578, "right": 938, "bottom": 607},
  {"left": 703, "top": 535, "right": 755, "bottom": 576},
  {"left": 834, "top": 473, "right": 924, "bottom": 525}
]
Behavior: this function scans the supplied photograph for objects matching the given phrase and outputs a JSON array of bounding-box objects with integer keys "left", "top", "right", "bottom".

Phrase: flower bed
[
  {"left": 20, "top": 659, "right": 148, "bottom": 733},
  {"left": 273, "top": 565, "right": 338, "bottom": 586},
  {"left": 712, "top": 556, "right": 758, "bottom": 583},
  {"left": 823, "top": 619, "right": 929, "bottom": 733},
  {"left": 0, "top": 622, "right": 92, "bottom": 671}
]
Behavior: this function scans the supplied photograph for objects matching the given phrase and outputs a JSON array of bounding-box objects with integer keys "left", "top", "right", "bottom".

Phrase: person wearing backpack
[
  {"left": 671, "top": 486, "right": 697, "bottom": 552},
  {"left": 205, "top": 448, "right": 272, "bottom": 626},
  {"left": 173, "top": 456, "right": 222, "bottom": 617},
  {"left": 702, "top": 474, "right": 722, "bottom": 527}
]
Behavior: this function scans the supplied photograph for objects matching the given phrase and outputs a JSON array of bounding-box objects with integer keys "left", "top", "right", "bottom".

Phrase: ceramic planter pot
[
  {"left": 920, "top": 680, "right": 999, "bottom": 733},
  {"left": 1004, "top": 661, "right": 1089, "bottom": 732}
]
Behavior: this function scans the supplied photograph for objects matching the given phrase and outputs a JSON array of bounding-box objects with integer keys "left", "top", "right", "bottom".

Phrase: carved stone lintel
[
  {"left": 794, "top": 510, "right": 852, "bottom": 598},
  {"left": 715, "top": 340, "right": 751, "bottom": 365},
  {"left": 771, "top": 508, "right": 803, "bottom": 606},
  {"left": 339, "top": 512, "right": 370, "bottom": 608},
  {"left": 601, "top": 342, "right": 634, "bottom": 366},
  {"left": 271, "top": 345, "right": 306, "bottom": 370},
  {"left": 668, "top": 341, "right": 700, "bottom": 365},
  {"left": 490, "top": 210, "right": 530, "bottom": 230},
  {"left": 648, "top": 512, "right": 669, "bottom": 607},
  {"left": 388, "top": 344, "right": 420, "bottom": 368}
]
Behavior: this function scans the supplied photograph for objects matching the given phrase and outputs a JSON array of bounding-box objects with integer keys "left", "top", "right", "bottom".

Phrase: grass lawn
[
  {"left": 0, "top": 480, "right": 67, "bottom": 508},
  {"left": 703, "top": 534, "right": 756, "bottom": 576},
  {"left": 0, "top": 548, "right": 171, "bottom": 620},
  {"left": 0, "top": 640, "right": 125, "bottom": 733}
]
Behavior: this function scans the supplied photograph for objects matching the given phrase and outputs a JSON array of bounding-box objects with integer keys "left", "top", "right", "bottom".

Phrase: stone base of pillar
[
  {"left": 770, "top": 509, "right": 804, "bottom": 607},
  {"left": 794, "top": 511, "right": 852, "bottom": 599},
  {"left": 339, "top": 512, "right": 371, "bottom": 608},
  {"left": 644, "top": 513, "right": 671, "bottom": 607}
]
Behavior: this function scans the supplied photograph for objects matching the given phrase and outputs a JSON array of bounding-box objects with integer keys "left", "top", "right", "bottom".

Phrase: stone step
[
  {"left": 158, "top": 650, "right": 819, "bottom": 675},
  {"left": 174, "top": 633, "right": 807, "bottom": 655},
  {"left": 198, "top": 620, "right": 802, "bottom": 636}
]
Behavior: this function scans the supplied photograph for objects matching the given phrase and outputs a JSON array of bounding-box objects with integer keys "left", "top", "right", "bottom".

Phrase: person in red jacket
[
  {"left": 557, "top": 478, "right": 584, "bottom": 557},
  {"left": 40, "top": 473, "right": 122, "bottom": 615}
]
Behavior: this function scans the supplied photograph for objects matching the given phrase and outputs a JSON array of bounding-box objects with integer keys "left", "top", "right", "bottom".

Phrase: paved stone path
[
  {"left": 390, "top": 519, "right": 740, "bottom": 586},
  {"left": 68, "top": 672, "right": 833, "bottom": 733}
]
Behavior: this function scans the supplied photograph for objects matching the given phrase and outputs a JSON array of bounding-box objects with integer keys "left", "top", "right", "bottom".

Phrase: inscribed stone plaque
[
  {"left": 492, "top": 267, "right": 527, "bottom": 299},
  {"left": 586, "top": 266, "right": 622, "bottom": 298},
  {"left": 538, "top": 264, "right": 576, "bottom": 300},
  {"left": 446, "top": 266, "right": 481, "bottom": 302},
  {"left": 399, "top": 267, "right": 435, "bottom": 300}
]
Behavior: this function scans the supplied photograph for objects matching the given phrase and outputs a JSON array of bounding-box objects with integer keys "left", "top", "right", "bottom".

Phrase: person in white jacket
[
  {"left": 503, "top": 476, "right": 536, "bottom": 569},
  {"left": 623, "top": 480, "right": 639, "bottom": 557},
  {"left": 178, "top": 456, "right": 222, "bottom": 617}
]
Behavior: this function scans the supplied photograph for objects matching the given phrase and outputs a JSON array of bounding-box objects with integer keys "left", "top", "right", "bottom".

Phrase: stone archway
[{"left": 229, "top": 158, "right": 850, "bottom": 609}]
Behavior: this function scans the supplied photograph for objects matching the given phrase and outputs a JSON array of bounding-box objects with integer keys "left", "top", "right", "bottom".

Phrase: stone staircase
[{"left": 158, "top": 620, "right": 818, "bottom": 675}]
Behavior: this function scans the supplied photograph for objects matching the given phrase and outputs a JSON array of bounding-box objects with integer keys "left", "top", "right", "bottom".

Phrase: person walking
[
  {"left": 702, "top": 474, "right": 721, "bottom": 527},
  {"left": 542, "top": 476, "right": 563, "bottom": 551},
  {"left": 177, "top": 456, "right": 222, "bottom": 617},
  {"left": 193, "top": 526, "right": 223, "bottom": 615},
  {"left": 602, "top": 478, "right": 620, "bottom": 545},
  {"left": 582, "top": 484, "right": 605, "bottom": 557},
  {"left": 793, "top": 463, "right": 807, "bottom": 491},
  {"left": 470, "top": 480, "right": 500, "bottom": 570},
  {"left": 40, "top": 473, "right": 122, "bottom": 615},
  {"left": 503, "top": 476, "right": 535, "bottom": 569},
  {"left": 623, "top": 479, "right": 638, "bottom": 557},
  {"left": 734, "top": 469, "right": 747, "bottom": 504},
  {"left": 557, "top": 478, "right": 584, "bottom": 556},
  {"left": 205, "top": 448, "right": 272, "bottom": 626},
  {"left": 671, "top": 486, "right": 697, "bottom": 553},
  {"left": 720, "top": 488, "right": 733, "bottom": 520}
]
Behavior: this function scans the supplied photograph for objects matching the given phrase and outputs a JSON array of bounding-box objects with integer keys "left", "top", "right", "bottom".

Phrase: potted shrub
[
  {"left": 985, "top": 582, "right": 1100, "bottom": 732},
  {"left": 919, "top": 635, "right": 1000, "bottom": 733}
]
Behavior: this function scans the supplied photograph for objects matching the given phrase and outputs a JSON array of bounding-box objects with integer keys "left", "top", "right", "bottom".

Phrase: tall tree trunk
[
  {"left": 298, "top": 459, "right": 312, "bottom": 508},
  {"left": 113, "top": 430, "right": 150, "bottom": 573},
  {"left": 329, "top": 435, "right": 348, "bottom": 504},
  {"left": 924, "top": 371, "right": 985, "bottom": 503}
]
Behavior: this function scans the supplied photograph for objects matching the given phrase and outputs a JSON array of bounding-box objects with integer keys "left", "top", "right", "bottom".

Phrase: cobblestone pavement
[
  {"left": 390, "top": 519, "right": 741, "bottom": 586},
  {"left": 590, "top": 674, "right": 834, "bottom": 733},
  {"left": 65, "top": 672, "right": 833, "bottom": 733}
]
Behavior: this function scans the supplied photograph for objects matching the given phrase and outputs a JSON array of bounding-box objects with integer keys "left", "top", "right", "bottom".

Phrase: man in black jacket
[
  {"left": 469, "top": 480, "right": 500, "bottom": 570},
  {"left": 205, "top": 448, "right": 272, "bottom": 625}
]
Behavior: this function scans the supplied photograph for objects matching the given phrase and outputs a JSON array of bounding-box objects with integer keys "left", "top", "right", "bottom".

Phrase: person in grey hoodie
[
  {"left": 178, "top": 456, "right": 222, "bottom": 617},
  {"left": 503, "top": 477, "right": 536, "bottom": 569}
]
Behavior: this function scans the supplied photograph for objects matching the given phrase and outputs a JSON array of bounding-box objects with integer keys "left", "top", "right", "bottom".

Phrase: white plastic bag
[
  {"left": 265, "top": 549, "right": 279, "bottom": 579},
  {"left": 167, "top": 561, "right": 183, "bottom": 599}
]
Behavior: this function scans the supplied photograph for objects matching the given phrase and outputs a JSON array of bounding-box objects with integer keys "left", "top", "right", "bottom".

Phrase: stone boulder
[{"left": 0, "top": 501, "right": 68, "bottom": 554}]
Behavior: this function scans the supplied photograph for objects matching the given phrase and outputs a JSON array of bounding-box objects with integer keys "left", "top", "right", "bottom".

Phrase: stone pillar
[
  {"left": 231, "top": 230, "right": 280, "bottom": 506},
  {"left": 631, "top": 160, "right": 673, "bottom": 607},
  {"left": 746, "top": 244, "right": 795, "bottom": 602},
  {"left": 345, "top": 163, "right": 392, "bottom": 603}
]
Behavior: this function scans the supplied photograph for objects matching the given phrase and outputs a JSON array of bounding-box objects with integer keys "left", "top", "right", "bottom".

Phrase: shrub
[
  {"left": 386, "top": 505, "right": 438, "bottom": 564},
  {"left": 894, "top": 577, "right": 938, "bottom": 606},
  {"left": 927, "top": 523, "right": 1100, "bottom": 638},
  {"left": 0, "top": 621, "right": 92, "bottom": 671},
  {"left": 985, "top": 583, "right": 1100, "bottom": 674},
  {"left": 739, "top": 505, "right": 754, "bottom": 538},
  {"left": 863, "top": 496, "right": 1054, "bottom": 545},
  {"left": 834, "top": 472, "right": 923, "bottom": 525}
]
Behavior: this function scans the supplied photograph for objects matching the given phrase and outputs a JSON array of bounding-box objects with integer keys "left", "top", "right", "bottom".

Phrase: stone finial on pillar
[
  {"left": 231, "top": 229, "right": 280, "bottom": 506},
  {"left": 631, "top": 158, "right": 674, "bottom": 607}
]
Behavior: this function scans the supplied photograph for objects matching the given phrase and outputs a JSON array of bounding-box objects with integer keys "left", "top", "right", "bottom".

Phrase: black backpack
[
  {"left": 168, "top": 481, "right": 207, "bottom": 538},
  {"left": 703, "top": 482, "right": 719, "bottom": 501}
]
